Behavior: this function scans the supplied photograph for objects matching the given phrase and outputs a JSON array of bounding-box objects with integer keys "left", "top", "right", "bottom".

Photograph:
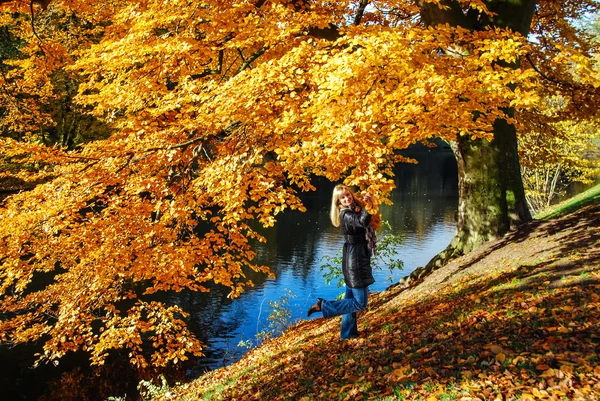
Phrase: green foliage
[
  {"left": 240, "top": 289, "right": 298, "bottom": 348},
  {"left": 320, "top": 252, "right": 343, "bottom": 287},
  {"left": 320, "top": 220, "right": 404, "bottom": 287},
  {"left": 263, "top": 289, "right": 297, "bottom": 336},
  {"left": 105, "top": 374, "right": 179, "bottom": 401},
  {"left": 137, "top": 375, "right": 177, "bottom": 401}
]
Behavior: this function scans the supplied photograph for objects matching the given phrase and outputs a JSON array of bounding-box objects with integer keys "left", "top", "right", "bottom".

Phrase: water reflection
[{"left": 171, "top": 147, "right": 459, "bottom": 371}]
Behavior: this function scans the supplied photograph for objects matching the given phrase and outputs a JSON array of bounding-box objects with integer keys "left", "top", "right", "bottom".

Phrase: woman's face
[{"left": 339, "top": 189, "right": 354, "bottom": 208}]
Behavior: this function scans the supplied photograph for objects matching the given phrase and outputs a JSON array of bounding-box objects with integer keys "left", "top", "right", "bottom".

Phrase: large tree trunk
[
  {"left": 399, "top": 0, "right": 536, "bottom": 286},
  {"left": 449, "top": 116, "right": 532, "bottom": 254}
]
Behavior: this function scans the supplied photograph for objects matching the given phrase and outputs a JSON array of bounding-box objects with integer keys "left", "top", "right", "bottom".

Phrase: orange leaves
[
  {"left": 0, "top": 132, "right": 279, "bottom": 367},
  {"left": 88, "top": 301, "right": 203, "bottom": 368},
  {"left": 475, "top": 35, "right": 526, "bottom": 64},
  {"left": 389, "top": 364, "right": 415, "bottom": 382},
  {"left": 1, "top": 0, "right": 598, "bottom": 378}
]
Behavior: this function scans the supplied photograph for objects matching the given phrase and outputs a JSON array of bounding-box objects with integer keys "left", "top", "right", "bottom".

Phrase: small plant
[
  {"left": 137, "top": 375, "right": 176, "bottom": 401},
  {"left": 423, "top": 381, "right": 437, "bottom": 393},
  {"left": 237, "top": 338, "right": 253, "bottom": 349},
  {"left": 254, "top": 289, "right": 297, "bottom": 345},
  {"left": 320, "top": 220, "right": 404, "bottom": 287},
  {"left": 265, "top": 289, "right": 296, "bottom": 335},
  {"left": 440, "top": 393, "right": 458, "bottom": 401}
]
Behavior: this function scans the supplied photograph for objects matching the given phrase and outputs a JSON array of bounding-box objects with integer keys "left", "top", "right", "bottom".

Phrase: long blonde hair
[{"left": 330, "top": 184, "right": 359, "bottom": 227}]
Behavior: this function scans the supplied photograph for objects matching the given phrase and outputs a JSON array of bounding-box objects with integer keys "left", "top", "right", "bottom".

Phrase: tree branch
[
  {"left": 236, "top": 46, "right": 268, "bottom": 74},
  {"left": 190, "top": 49, "right": 224, "bottom": 79},
  {"left": 525, "top": 53, "right": 574, "bottom": 89},
  {"left": 0, "top": 0, "right": 50, "bottom": 7},
  {"left": 143, "top": 135, "right": 207, "bottom": 153},
  {"left": 28, "top": 0, "right": 46, "bottom": 55},
  {"left": 353, "top": 0, "right": 370, "bottom": 25}
]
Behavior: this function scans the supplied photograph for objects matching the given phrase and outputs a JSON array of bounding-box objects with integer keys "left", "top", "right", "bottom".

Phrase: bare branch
[
  {"left": 29, "top": 0, "right": 46, "bottom": 54},
  {"left": 353, "top": 0, "right": 370, "bottom": 25},
  {"left": 525, "top": 53, "right": 573, "bottom": 89},
  {"left": 236, "top": 46, "right": 268, "bottom": 74}
]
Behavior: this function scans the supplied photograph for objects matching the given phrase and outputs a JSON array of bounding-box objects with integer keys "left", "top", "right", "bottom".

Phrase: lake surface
[{"left": 169, "top": 147, "right": 459, "bottom": 373}]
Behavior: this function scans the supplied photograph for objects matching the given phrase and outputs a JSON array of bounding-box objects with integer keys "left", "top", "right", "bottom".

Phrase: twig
[
  {"left": 29, "top": 1, "right": 46, "bottom": 55},
  {"left": 143, "top": 135, "right": 208, "bottom": 153},
  {"left": 525, "top": 53, "right": 573, "bottom": 89}
]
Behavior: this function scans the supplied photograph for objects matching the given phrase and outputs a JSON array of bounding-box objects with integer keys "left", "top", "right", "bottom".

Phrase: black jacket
[{"left": 340, "top": 208, "right": 375, "bottom": 289}]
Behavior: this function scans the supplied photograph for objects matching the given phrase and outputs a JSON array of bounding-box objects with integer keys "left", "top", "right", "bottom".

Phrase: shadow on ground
[{"left": 174, "top": 204, "right": 600, "bottom": 400}]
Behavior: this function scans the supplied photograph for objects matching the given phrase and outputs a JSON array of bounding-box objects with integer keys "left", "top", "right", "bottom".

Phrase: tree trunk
[
  {"left": 399, "top": 0, "right": 536, "bottom": 286},
  {"left": 450, "top": 117, "right": 532, "bottom": 254}
]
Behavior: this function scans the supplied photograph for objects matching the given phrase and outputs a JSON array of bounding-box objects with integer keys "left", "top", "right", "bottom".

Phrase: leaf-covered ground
[{"left": 158, "top": 203, "right": 600, "bottom": 401}]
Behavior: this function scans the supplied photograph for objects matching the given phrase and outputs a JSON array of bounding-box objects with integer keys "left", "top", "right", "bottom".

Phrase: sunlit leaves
[
  {"left": 1, "top": 0, "right": 599, "bottom": 370},
  {"left": 519, "top": 117, "right": 600, "bottom": 214}
]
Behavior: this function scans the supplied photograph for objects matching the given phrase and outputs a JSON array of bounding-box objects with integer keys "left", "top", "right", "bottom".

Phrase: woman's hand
[{"left": 362, "top": 192, "right": 373, "bottom": 207}]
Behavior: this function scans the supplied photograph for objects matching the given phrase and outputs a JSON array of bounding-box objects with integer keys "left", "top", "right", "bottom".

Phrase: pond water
[{"left": 169, "top": 147, "right": 459, "bottom": 373}]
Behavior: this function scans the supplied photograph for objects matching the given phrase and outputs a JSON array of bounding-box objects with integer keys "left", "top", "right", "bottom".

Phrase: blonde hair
[{"left": 330, "top": 184, "right": 359, "bottom": 227}]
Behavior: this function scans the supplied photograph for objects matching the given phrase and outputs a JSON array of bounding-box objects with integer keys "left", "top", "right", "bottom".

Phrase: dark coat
[{"left": 340, "top": 208, "right": 375, "bottom": 289}]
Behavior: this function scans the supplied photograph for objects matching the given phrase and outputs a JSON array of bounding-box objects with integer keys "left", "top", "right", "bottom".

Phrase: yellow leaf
[
  {"left": 541, "top": 368, "right": 557, "bottom": 377},
  {"left": 393, "top": 365, "right": 411, "bottom": 376}
]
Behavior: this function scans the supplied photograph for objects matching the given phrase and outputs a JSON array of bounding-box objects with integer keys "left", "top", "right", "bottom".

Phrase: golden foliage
[
  {"left": 519, "top": 116, "right": 600, "bottom": 214},
  {"left": 0, "top": 0, "right": 599, "bottom": 369}
]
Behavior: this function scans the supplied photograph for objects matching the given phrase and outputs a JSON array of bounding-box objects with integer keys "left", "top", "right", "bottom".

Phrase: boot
[{"left": 307, "top": 298, "right": 323, "bottom": 317}]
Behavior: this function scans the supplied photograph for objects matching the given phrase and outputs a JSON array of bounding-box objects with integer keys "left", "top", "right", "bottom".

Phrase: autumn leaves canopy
[{"left": 1, "top": 0, "right": 599, "bottom": 368}]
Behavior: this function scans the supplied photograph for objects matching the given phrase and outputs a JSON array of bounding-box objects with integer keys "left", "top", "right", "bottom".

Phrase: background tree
[
  {"left": 0, "top": 0, "right": 599, "bottom": 369},
  {"left": 410, "top": 0, "right": 600, "bottom": 276},
  {"left": 518, "top": 12, "right": 600, "bottom": 215},
  {"left": 520, "top": 117, "right": 600, "bottom": 215},
  {"left": 0, "top": 4, "right": 109, "bottom": 200}
]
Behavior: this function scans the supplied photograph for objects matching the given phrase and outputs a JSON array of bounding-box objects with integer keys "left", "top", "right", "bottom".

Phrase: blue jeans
[{"left": 321, "top": 286, "right": 369, "bottom": 339}]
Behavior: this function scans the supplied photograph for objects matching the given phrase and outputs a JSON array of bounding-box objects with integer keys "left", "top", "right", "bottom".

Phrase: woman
[{"left": 307, "top": 184, "right": 375, "bottom": 339}]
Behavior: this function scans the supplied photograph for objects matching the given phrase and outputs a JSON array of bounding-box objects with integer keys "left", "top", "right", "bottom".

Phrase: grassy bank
[
  {"left": 150, "top": 196, "right": 600, "bottom": 401},
  {"left": 534, "top": 183, "right": 600, "bottom": 220}
]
